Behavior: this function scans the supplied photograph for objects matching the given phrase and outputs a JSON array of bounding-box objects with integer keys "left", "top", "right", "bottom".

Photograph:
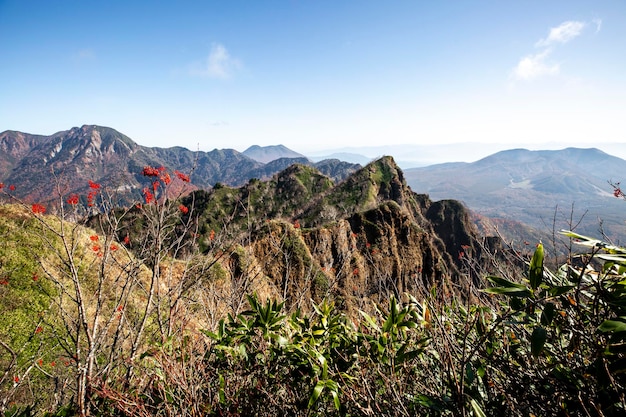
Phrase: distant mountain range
[
  {"left": 308, "top": 142, "right": 626, "bottom": 169},
  {"left": 243, "top": 144, "right": 306, "bottom": 164},
  {"left": 0, "top": 125, "right": 360, "bottom": 203},
  {"left": 404, "top": 148, "right": 626, "bottom": 244},
  {"left": 2, "top": 124, "right": 625, "bottom": 245}
]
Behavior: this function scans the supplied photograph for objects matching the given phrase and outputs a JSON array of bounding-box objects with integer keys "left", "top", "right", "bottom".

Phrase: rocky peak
[
  {"left": 60, "top": 125, "right": 137, "bottom": 160},
  {"left": 300, "top": 156, "right": 421, "bottom": 227},
  {"left": 181, "top": 157, "right": 494, "bottom": 311},
  {"left": 0, "top": 130, "right": 50, "bottom": 177}
]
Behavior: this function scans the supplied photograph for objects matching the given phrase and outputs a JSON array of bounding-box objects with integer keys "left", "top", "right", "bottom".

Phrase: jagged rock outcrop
[
  {"left": 188, "top": 156, "right": 491, "bottom": 311},
  {"left": 426, "top": 199, "right": 477, "bottom": 262},
  {"left": 41, "top": 138, "right": 492, "bottom": 312}
]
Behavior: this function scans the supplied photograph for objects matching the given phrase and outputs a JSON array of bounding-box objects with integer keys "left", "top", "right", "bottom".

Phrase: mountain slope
[
  {"left": 174, "top": 156, "right": 494, "bottom": 311},
  {"left": 0, "top": 130, "right": 52, "bottom": 175},
  {"left": 404, "top": 147, "right": 626, "bottom": 243},
  {"left": 0, "top": 125, "right": 360, "bottom": 203}
]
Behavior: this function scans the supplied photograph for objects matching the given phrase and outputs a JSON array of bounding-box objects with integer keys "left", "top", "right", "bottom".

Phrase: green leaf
[
  {"left": 540, "top": 302, "right": 555, "bottom": 326},
  {"left": 325, "top": 379, "right": 341, "bottom": 410},
  {"left": 483, "top": 287, "right": 532, "bottom": 297},
  {"left": 317, "top": 354, "right": 328, "bottom": 379},
  {"left": 398, "top": 320, "right": 417, "bottom": 329},
  {"left": 484, "top": 276, "right": 531, "bottom": 297},
  {"left": 559, "top": 230, "right": 603, "bottom": 246},
  {"left": 547, "top": 285, "right": 575, "bottom": 297},
  {"left": 487, "top": 276, "right": 528, "bottom": 289},
  {"left": 308, "top": 381, "right": 325, "bottom": 408},
  {"left": 358, "top": 310, "right": 380, "bottom": 332},
  {"left": 470, "top": 399, "right": 487, "bottom": 417},
  {"left": 312, "top": 328, "right": 326, "bottom": 336},
  {"left": 529, "top": 243, "right": 544, "bottom": 290},
  {"left": 331, "top": 389, "right": 340, "bottom": 411},
  {"left": 531, "top": 326, "right": 547, "bottom": 357},
  {"left": 598, "top": 254, "right": 626, "bottom": 265},
  {"left": 599, "top": 318, "right": 626, "bottom": 333},
  {"left": 218, "top": 374, "right": 226, "bottom": 404}
]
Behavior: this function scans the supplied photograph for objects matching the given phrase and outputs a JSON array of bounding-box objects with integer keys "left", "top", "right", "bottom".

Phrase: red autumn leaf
[
  {"left": 142, "top": 188, "right": 155, "bottom": 204},
  {"left": 31, "top": 204, "right": 46, "bottom": 214},
  {"left": 174, "top": 170, "right": 190, "bottom": 182},
  {"left": 141, "top": 166, "right": 160, "bottom": 177}
]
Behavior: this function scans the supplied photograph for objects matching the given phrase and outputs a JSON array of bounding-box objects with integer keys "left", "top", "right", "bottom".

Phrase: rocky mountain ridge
[
  {"left": 1, "top": 124, "right": 512, "bottom": 312},
  {"left": 0, "top": 125, "right": 360, "bottom": 203},
  {"left": 171, "top": 156, "right": 496, "bottom": 311}
]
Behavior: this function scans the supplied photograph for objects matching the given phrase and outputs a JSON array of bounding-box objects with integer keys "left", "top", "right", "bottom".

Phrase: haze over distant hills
[
  {"left": 404, "top": 147, "right": 626, "bottom": 243},
  {"left": 243, "top": 144, "right": 306, "bottom": 164},
  {"left": 308, "top": 142, "right": 626, "bottom": 169},
  {"left": 250, "top": 141, "right": 626, "bottom": 243},
  {"left": 2, "top": 124, "right": 626, "bottom": 245}
]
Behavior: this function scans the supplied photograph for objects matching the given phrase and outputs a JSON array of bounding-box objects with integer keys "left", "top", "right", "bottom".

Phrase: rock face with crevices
[
  {"left": 183, "top": 156, "right": 492, "bottom": 312},
  {"left": 3, "top": 124, "right": 495, "bottom": 311}
]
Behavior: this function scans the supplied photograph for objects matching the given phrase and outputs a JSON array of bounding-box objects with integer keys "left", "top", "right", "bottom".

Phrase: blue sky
[{"left": 1, "top": 1, "right": 625, "bottom": 161}]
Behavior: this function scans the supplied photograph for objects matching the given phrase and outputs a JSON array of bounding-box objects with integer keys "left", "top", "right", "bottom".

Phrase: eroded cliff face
[{"left": 208, "top": 157, "right": 488, "bottom": 312}]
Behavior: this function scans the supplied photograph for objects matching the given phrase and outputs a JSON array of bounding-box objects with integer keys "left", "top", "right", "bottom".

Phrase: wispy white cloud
[
  {"left": 536, "top": 21, "right": 586, "bottom": 47},
  {"left": 191, "top": 43, "right": 241, "bottom": 79},
  {"left": 512, "top": 19, "right": 596, "bottom": 82},
  {"left": 512, "top": 49, "right": 559, "bottom": 81},
  {"left": 592, "top": 18, "right": 602, "bottom": 33}
]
